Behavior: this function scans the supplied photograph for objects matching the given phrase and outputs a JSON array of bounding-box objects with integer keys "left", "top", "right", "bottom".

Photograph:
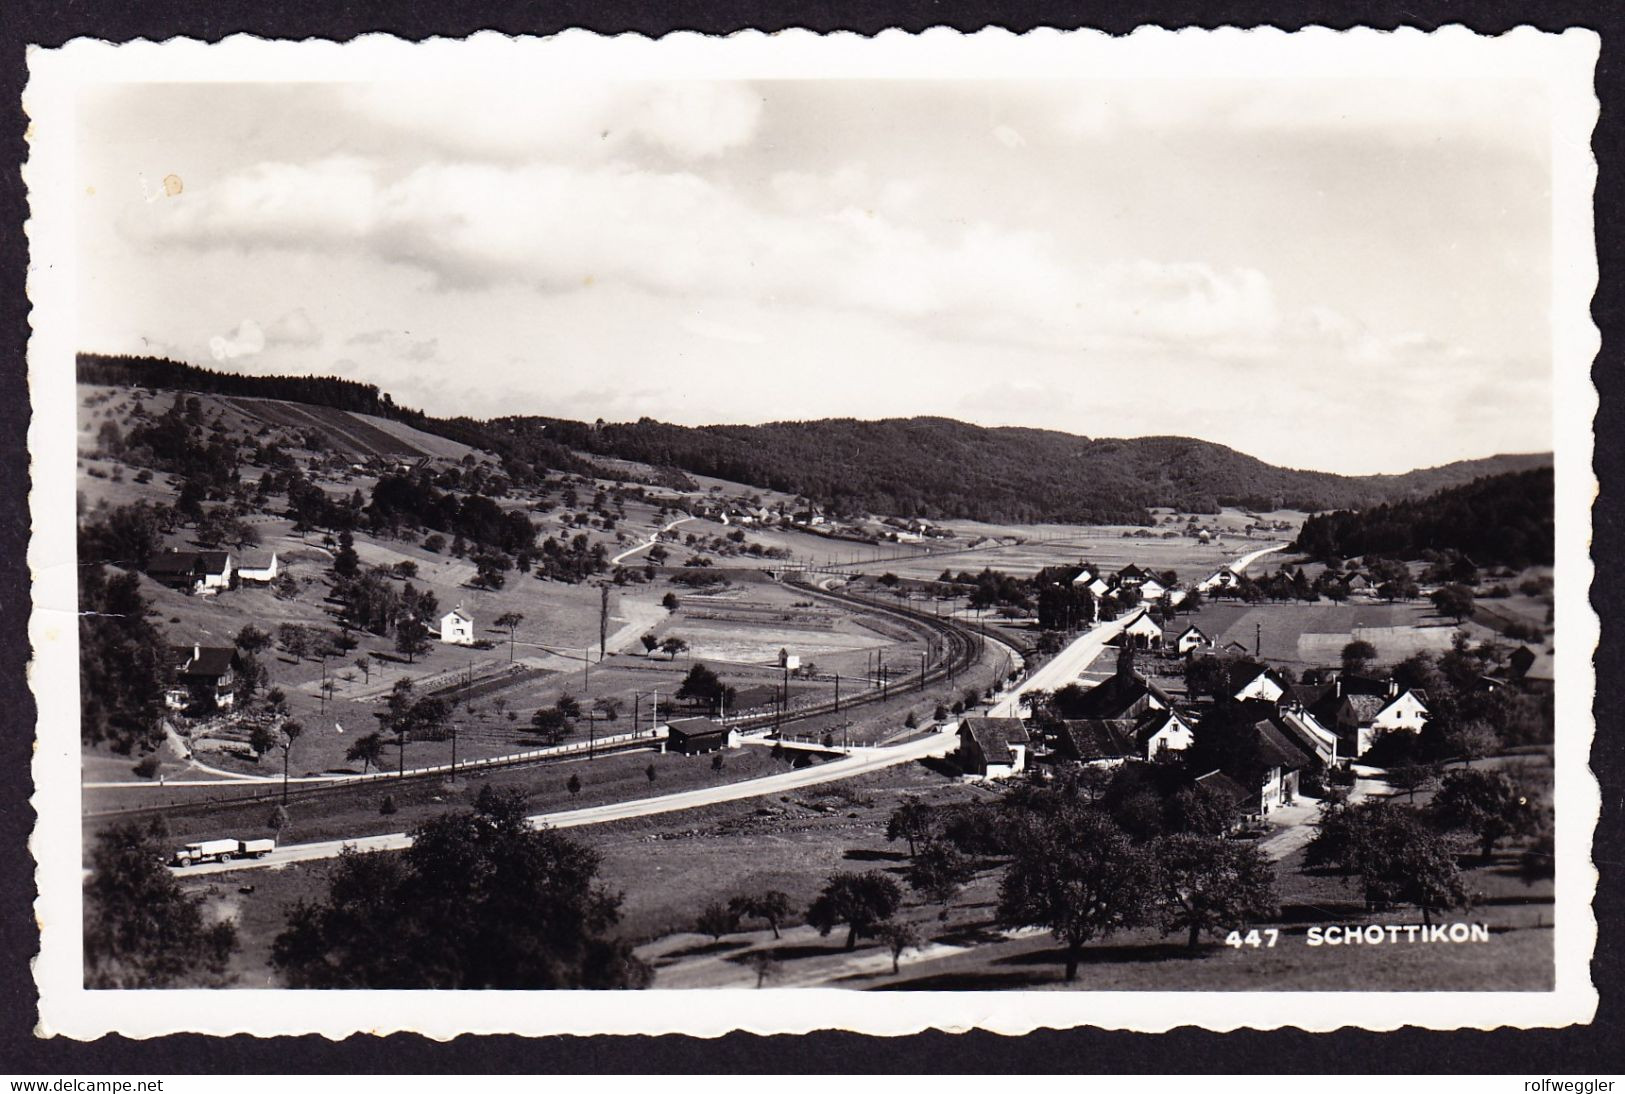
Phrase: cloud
[
  {"left": 345, "top": 327, "right": 439, "bottom": 361},
  {"left": 209, "top": 319, "right": 265, "bottom": 361},
  {"left": 680, "top": 315, "right": 765, "bottom": 345},
  {"left": 339, "top": 82, "right": 763, "bottom": 161},
  {"left": 266, "top": 308, "right": 322, "bottom": 347}
]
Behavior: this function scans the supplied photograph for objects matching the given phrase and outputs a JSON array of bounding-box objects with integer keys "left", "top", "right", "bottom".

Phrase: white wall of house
[
  {"left": 440, "top": 611, "right": 474, "bottom": 645},
  {"left": 200, "top": 557, "right": 234, "bottom": 590},
  {"left": 1234, "top": 673, "right": 1285, "bottom": 703},
  {"left": 1372, "top": 690, "right": 1429, "bottom": 733}
]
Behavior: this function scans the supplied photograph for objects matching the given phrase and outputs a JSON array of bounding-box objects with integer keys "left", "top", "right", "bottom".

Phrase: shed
[{"left": 666, "top": 717, "right": 738, "bottom": 754}]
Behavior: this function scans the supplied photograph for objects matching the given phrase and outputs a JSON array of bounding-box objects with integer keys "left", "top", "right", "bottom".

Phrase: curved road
[{"left": 610, "top": 516, "right": 695, "bottom": 566}]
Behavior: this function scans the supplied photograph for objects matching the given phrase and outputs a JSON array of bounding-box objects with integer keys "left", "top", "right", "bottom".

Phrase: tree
[
  {"left": 380, "top": 679, "right": 417, "bottom": 775},
  {"left": 1152, "top": 833, "right": 1278, "bottom": 949},
  {"left": 1307, "top": 800, "right": 1470, "bottom": 925},
  {"left": 84, "top": 822, "right": 237, "bottom": 988},
  {"left": 640, "top": 633, "right": 659, "bottom": 655},
  {"left": 249, "top": 722, "right": 279, "bottom": 760},
  {"left": 1430, "top": 768, "right": 1537, "bottom": 861},
  {"left": 1341, "top": 639, "right": 1377, "bottom": 675},
  {"left": 555, "top": 693, "right": 583, "bottom": 720},
  {"left": 333, "top": 528, "right": 360, "bottom": 579},
  {"left": 712, "top": 752, "right": 726, "bottom": 773},
  {"left": 807, "top": 872, "right": 903, "bottom": 951},
  {"left": 748, "top": 950, "right": 781, "bottom": 989},
  {"left": 998, "top": 801, "right": 1154, "bottom": 981},
  {"left": 645, "top": 763, "right": 658, "bottom": 784},
  {"left": 886, "top": 797, "right": 938, "bottom": 857},
  {"left": 566, "top": 773, "right": 582, "bottom": 798},
  {"left": 676, "top": 662, "right": 730, "bottom": 714},
  {"left": 1444, "top": 720, "right": 1500, "bottom": 767},
  {"left": 1385, "top": 763, "right": 1438, "bottom": 803},
  {"left": 661, "top": 592, "right": 680, "bottom": 612},
  {"left": 531, "top": 708, "right": 570, "bottom": 745},
  {"left": 728, "top": 891, "right": 793, "bottom": 939},
  {"left": 907, "top": 842, "right": 976, "bottom": 912},
  {"left": 661, "top": 636, "right": 689, "bottom": 661},
  {"left": 879, "top": 921, "right": 923, "bottom": 974},
  {"left": 494, "top": 611, "right": 525, "bottom": 661},
  {"left": 235, "top": 624, "right": 273, "bottom": 656},
  {"left": 346, "top": 732, "right": 386, "bottom": 775},
  {"left": 271, "top": 788, "right": 650, "bottom": 988},
  {"left": 395, "top": 614, "right": 430, "bottom": 663},
  {"left": 279, "top": 720, "right": 305, "bottom": 803},
  {"left": 1430, "top": 583, "right": 1476, "bottom": 623},
  {"left": 78, "top": 565, "right": 165, "bottom": 752},
  {"left": 354, "top": 655, "right": 372, "bottom": 684},
  {"left": 695, "top": 903, "right": 738, "bottom": 942}
]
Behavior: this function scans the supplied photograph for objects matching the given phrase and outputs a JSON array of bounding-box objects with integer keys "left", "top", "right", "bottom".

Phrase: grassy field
[{"left": 1186, "top": 599, "right": 1488, "bottom": 671}]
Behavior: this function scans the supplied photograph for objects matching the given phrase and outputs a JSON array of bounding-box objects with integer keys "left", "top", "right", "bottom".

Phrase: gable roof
[
  {"left": 1340, "top": 694, "right": 1386, "bottom": 723},
  {"left": 442, "top": 607, "right": 473, "bottom": 623},
  {"left": 1177, "top": 624, "right": 1210, "bottom": 643},
  {"left": 1233, "top": 665, "right": 1286, "bottom": 696},
  {"left": 147, "top": 551, "right": 200, "bottom": 576},
  {"left": 196, "top": 551, "right": 231, "bottom": 574},
  {"left": 960, "top": 717, "right": 1029, "bottom": 766},
  {"left": 1194, "top": 769, "right": 1251, "bottom": 807},
  {"left": 1059, "top": 719, "right": 1134, "bottom": 762},
  {"left": 667, "top": 716, "right": 727, "bottom": 740},
  {"left": 1132, "top": 708, "right": 1190, "bottom": 750},
  {"left": 1376, "top": 688, "right": 1430, "bottom": 719},
  {"left": 172, "top": 645, "right": 238, "bottom": 680},
  {"left": 1253, "top": 717, "right": 1314, "bottom": 771},
  {"left": 1070, "top": 668, "right": 1172, "bottom": 720}
]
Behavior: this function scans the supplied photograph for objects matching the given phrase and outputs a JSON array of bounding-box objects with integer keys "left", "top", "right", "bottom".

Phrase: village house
[
  {"left": 1137, "top": 577, "right": 1169, "bottom": 601},
  {"left": 664, "top": 717, "right": 740, "bottom": 754},
  {"left": 1056, "top": 720, "right": 1134, "bottom": 767},
  {"left": 1197, "top": 568, "right": 1242, "bottom": 594},
  {"left": 1175, "top": 624, "right": 1213, "bottom": 656},
  {"left": 1133, "top": 707, "right": 1196, "bottom": 758},
  {"left": 1070, "top": 567, "right": 1096, "bottom": 588},
  {"left": 1193, "top": 770, "right": 1251, "bottom": 825},
  {"left": 1210, "top": 701, "right": 1316, "bottom": 815},
  {"left": 1231, "top": 665, "right": 1288, "bottom": 703},
  {"left": 1069, "top": 647, "right": 1175, "bottom": 721},
  {"left": 1271, "top": 699, "right": 1340, "bottom": 768},
  {"left": 146, "top": 549, "right": 234, "bottom": 594},
  {"left": 439, "top": 606, "right": 475, "bottom": 645},
  {"left": 236, "top": 551, "right": 280, "bottom": 584},
  {"left": 1118, "top": 609, "right": 1166, "bottom": 649},
  {"left": 166, "top": 644, "right": 243, "bottom": 712},
  {"left": 957, "top": 717, "right": 1030, "bottom": 779}
]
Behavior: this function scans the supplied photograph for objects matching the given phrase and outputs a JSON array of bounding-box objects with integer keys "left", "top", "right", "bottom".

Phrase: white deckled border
[{"left": 25, "top": 25, "right": 1600, "bottom": 1040}]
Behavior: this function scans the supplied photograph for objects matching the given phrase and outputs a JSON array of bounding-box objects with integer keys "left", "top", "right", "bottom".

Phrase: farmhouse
[
  {"left": 1070, "top": 567, "right": 1096, "bottom": 587},
  {"left": 1232, "top": 665, "right": 1288, "bottom": 703},
  {"left": 1056, "top": 720, "right": 1134, "bottom": 766},
  {"left": 958, "top": 717, "right": 1030, "bottom": 779},
  {"left": 1137, "top": 577, "right": 1168, "bottom": 601},
  {"left": 1213, "top": 701, "right": 1316, "bottom": 814},
  {"left": 665, "top": 717, "right": 739, "bottom": 754},
  {"left": 1118, "top": 610, "right": 1165, "bottom": 649},
  {"left": 1070, "top": 650, "right": 1174, "bottom": 721},
  {"left": 1272, "top": 700, "right": 1340, "bottom": 768},
  {"left": 147, "top": 549, "right": 233, "bottom": 593},
  {"left": 1175, "top": 624, "right": 1213, "bottom": 655},
  {"left": 439, "top": 607, "right": 475, "bottom": 645},
  {"left": 1329, "top": 678, "right": 1429, "bottom": 757},
  {"left": 1193, "top": 770, "right": 1251, "bottom": 822},
  {"left": 1197, "top": 568, "right": 1241, "bottom": 593},
  {"left": 167, "top": 644, "right": 243, "bottom": 712},
  {"left": 236, "top": 551, "right": 280, "bottom": 584},
  {"left": 1134, "top": 707, "right": 1195, "bottom": 758}
]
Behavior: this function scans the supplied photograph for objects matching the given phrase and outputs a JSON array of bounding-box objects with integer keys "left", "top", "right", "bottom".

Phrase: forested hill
[
  {"left": 78, "top": 353, "right": 1549, "bottom": 524},
  {"left": 1292, "top": 467, "right": 1554, "bottom": 567},
  {"left": 532, "top": 415, "right": 1548, "bottom": 524}
]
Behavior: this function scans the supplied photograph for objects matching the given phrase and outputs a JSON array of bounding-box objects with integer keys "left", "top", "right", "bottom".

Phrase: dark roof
[
  {"left": 960, "top": 717, "right": 1029, "bottom": 766},
  {"left": 667, "top": 717, "right": 728, "bottom": 740},
  {"left": 1132, "top": 708, "right": 1189, "bottom": 750},
  {"left": 1290, "top": 681, "right": 1336, "bottom": 715},
  {"left": 1253, "top": 717, "right": 1314, "bottom": 771},
  {"left": 174, "top": 645, "right": 238, "bottom": 680},
  {"left": 1069, "top": 669, "right": 1170, "bottom": 720},
  {"left": 196, "top": 551, "right": 231, "bottom": 573},
  {"left": 1340, "top": 694, "right": 1386, "bottom": 723},
  {"left": 1059, "top": 720, "right": 1134, "bottom": 762},
  {"left": 147, "top": 551, "right": 200, "bottom": 576},
  {"left": 1177, "top": 624, "right": 1210, "bottom": 643},
  {"left": 1194, "top": 770, "right": 1251, "bottom": 807},
  {"left": 1118, "top": 564, "right": 1148, "bottom": 580}
]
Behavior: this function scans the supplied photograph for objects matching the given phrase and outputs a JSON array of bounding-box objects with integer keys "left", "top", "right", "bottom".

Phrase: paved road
[
  {"left": 610, "top": 516, "right": 694, "bottom": 565},
  {"left": 170, "top": 727, "right": 959, "bottom": 877},
  {"left": 1228, "top": 542, "right": 1289, "bottom": 576},
  {"left": 987, "top": 614, "right": 1131, "bottom": 717}
]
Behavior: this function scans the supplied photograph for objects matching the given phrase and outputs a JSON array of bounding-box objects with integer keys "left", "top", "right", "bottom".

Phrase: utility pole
[
  {"left": 920, "top": 651, "right": 927, "bottom": 692},
  {"left": 599, "top": 583, "right": 610, "bottom": 662},
  {"left": 1255, "top": 621, "right": 1262, "bottom": 658},
  {"left": 450, "top": 719, "right": 458, "bottom": 781},
  {"left": 833, "top": 672, "right": 841, "bottom": 712}
]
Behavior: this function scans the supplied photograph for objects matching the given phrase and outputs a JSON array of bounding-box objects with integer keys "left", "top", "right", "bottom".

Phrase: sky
[{"left": 74, "top": 78, "right": 1554, "bottom": 475}]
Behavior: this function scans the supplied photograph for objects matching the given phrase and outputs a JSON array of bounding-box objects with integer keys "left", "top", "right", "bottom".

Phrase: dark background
[{"left": 0, "top": 0, "right": 1619, "bottom": 1074}]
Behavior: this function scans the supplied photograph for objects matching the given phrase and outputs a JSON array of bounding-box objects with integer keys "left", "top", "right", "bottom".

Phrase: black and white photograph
[{"left": 24, "top": 29, "right": 1599, "bottom": 1038}]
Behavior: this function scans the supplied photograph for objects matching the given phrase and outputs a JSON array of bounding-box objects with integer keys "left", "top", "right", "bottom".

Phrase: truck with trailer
[{"left": 171, "top": 837, "right": 276, "bottom": 866}]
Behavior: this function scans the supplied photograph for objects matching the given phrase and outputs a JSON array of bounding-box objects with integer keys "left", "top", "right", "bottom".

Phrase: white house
[
  {"left": 1175, "top": 624, "right": 1213, "bottom": 655},
  {"left": 1134, "top": 708, "right": 1195, "bottom": 759},
  {"left": 1138, "top": 577, "right": 1168, "bottom": 601},
  {"left": 957, "top": 718, "right": 1030, "bottom": 780},
  {"left": 1197, "top": 568, "right": 1241, "bottom": 593},
  {"left": 1070, "top": 568, "right": 1096, "bottom": 587},
  {"left": 1233, "top": 666, "right": 1287, "bottom": 703},
  {"left": 237, "top": 552, "right": 280, "bottom": 584},
  {"left": 1371, "top": 688, "right": 1430, "bottom": 734},
  {"left": 1120, "top": 610, "right": 1165, "bottom": 649},
  {"left": 440, "top": 607, "right": 475, "bottom": 645}
]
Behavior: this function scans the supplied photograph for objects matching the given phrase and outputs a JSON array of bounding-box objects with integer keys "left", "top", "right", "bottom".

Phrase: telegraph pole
[{"left": 833, "top": 672, "right": 840, "bottom": 713}]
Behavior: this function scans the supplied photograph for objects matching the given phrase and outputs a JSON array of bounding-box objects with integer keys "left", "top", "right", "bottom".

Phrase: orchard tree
[
  {"left": 493, "top": 611, "right": 525, "bottom": 662},
  {"left": 1430, "top": 768, "right": 1537, "bottom": 861},
  {"left": 1430, "top": 583, "right": 1476, "bottom": 623},
  {"left": 395, "top": 615, "right": 430, "bottom": 664},
  {"left": 998, "top": 802, "right": 1154, "bottom": 982},
  {"left": 661, "top": 636, "right": 689, "bottom": 661},
  {"left": 886, "top": 797, "right": 938, "bottom": 857},
  {"left": 728, "top": 891, "right": 793, "bottom": 939},
  {"left": 807, "top": 872, "right": 902, "bottom": 951},
  {"left": 346, "top": 732, "right": 386, "bottom": 775},
  {"left": 1152, "top": 833, "right": 1278, "bottom": 949},
  {"left": 695, "top": 903, "right": 738, "bottom": 942},
  {"left": 1341, "top": 639, "right": 1377, "bottom": 675},
  {"left": 279, "top": 720, "right": 305, "bottom": 803},
  {"left": 879, "top": 921, "right": 923, "bottom": 975},
  {"left": 907, "top": 842, "right": 976, "bottom": 912}
]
